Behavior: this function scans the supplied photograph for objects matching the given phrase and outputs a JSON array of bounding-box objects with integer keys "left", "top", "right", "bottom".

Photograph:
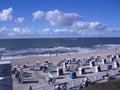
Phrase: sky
[{"left": 0, "top": 0, "right": 120, "bottom": 38}]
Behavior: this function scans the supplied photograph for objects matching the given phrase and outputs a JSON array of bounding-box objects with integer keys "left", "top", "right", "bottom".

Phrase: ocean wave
[
  {"left": 0, "top": 48, "right": 6, "bottom": 52},
  {"left": 94, "top": 44, "right": 120, "bottom": 50},
  {"left": 1, "top": 44, "right": 120, "bottom": 60},
  {"left": 0, "top": 47, "right": 90, "bottom": 60},
  {"left": 1, "top": 47, "right": 90, "bottom": 56}
]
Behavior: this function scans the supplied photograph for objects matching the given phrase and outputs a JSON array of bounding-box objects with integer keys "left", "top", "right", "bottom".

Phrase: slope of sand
[{"left": 3, "top": 48, "right": 120, "bottom": 90}]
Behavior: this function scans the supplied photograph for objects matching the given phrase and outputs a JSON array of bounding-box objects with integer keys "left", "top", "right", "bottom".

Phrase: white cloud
[
  {"left": 46, "top": 10, "right": 82, "bottom": 26},
  {"left": 53, "top": 28, "right": 81, "bottom": 37},
  {"left": 89, "top": 22, "right": 106, "bottom": 30},
  {"left": 0, "top": 27, "right": 33, "bottom": 37},
  {"left": 0, "top": 26, "right": 8, "bottom": 36},
  {"left": 0, "top": 27, "right": 51, "bottom": 37},
  {"left": 54, "top": 28, "right": 74, "bottom": 34},
  {"left": 50, "top": 21, "right": 120, "bottom": 37},
  {"left": 0, "top": 26, "right": 120, "bottom": 37},
  {"left": 107, "top": 28, "right": 120, "bottom": 32},
  {"left": 72, "top": 21, "right": 106, "bottom": 30},
  {"left": 15, "top": 17, "right": 25, "bottom": 23},
  {"left": 32, "top": 10, "right": 45, "bottom": 21},
  {"left": 38, "top": 28, "right": 51, "bottom": 35},
  {"left": 0, "top": 7, "right": 13, "bottom": 21},
  {"left": 72, "top": 22, "right": 89, "bottom": 30},
  {"left": 10, "top": 27, "right": 33, "bottom": 36}
]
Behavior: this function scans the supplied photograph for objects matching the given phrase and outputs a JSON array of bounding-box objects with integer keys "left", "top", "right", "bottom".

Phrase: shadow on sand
[{"left": 23, "top": 80, "right": 39, "bottom": 84}]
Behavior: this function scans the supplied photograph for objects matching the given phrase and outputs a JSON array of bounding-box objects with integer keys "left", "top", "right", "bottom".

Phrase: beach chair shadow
[
  {"left": 85, "top": 71, "right": 93, "bottom": 74},
  {"left": 23, "top": 80, "right": 39, "bottom": 84},
  {"left": 102, "top": 70, "right": 108, "bottom": 72},
  {"left": 84, "top": 67, "right": 91, "bottom": 69},
  {"left": 55, "top": 76, "right": 64, "bottom": 79},
  {"left": 23, "top": 72, "right": 32, "bottom": 77},
  {"left": 49, "top": 70, "right": 57, "bottom": 73},
  {"left": 76, "top": 76, "right": 86, "bottom": 78}
]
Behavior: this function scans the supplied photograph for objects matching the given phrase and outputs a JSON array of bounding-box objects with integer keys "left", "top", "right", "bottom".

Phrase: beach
[
  {"left": 4, "top": 47, "right": 120, "bottom": 90},
  {"left": 0, "top": 0, "right": 120, "bottom": 90},
  {"left": 10, "top": 47, "right": 120, "bottom": 66}
]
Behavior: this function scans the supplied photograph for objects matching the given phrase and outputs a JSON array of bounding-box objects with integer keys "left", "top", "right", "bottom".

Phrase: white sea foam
[
  {"left": 1, "top": 44, "right": 120, "bottom": 60},
  {"left": 94, "top": 44, "right": 120, "bottom": 50},
  {"left": 0, "top": 48, "right": 6, "bottom": 52}
]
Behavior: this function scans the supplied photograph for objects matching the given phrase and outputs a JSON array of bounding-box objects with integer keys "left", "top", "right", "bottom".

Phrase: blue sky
[{"left": 0, "top": 0, "right": 120, "bottom": 38}]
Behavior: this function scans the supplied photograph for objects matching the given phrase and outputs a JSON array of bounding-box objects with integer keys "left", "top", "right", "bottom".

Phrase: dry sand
[{"left": 2, "top": 48, "right": 120, "bottom": 90}]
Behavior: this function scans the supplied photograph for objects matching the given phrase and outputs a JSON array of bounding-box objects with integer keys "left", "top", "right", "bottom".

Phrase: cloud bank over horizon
[{"left": 0, "top": 7, "right": 120, "bottom": 38}]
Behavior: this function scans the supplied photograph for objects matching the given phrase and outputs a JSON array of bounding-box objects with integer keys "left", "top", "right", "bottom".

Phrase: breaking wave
[{"left": 0, "top": 44, "right": 120, "bottom": 60}]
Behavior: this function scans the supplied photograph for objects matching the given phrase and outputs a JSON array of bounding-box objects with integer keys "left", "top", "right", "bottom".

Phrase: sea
[{"left": 0, "top": 37, "right": 120, "bottom": 60}]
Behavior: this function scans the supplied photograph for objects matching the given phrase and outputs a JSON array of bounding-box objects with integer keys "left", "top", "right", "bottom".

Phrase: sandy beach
[
  {"left": 3, "top": 48, "right": 120, "bottom": 90},
  {"left": 9, "top": 48, "right": 120, "bottom": 66}
]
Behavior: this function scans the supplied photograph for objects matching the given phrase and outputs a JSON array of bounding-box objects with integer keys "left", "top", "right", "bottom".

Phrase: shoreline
[
  {"left": 3, "top": 47, "right": 119, "bottom": 66},
  {"left": 1, "top": 44, "right": 120, "bottom": 60}
]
